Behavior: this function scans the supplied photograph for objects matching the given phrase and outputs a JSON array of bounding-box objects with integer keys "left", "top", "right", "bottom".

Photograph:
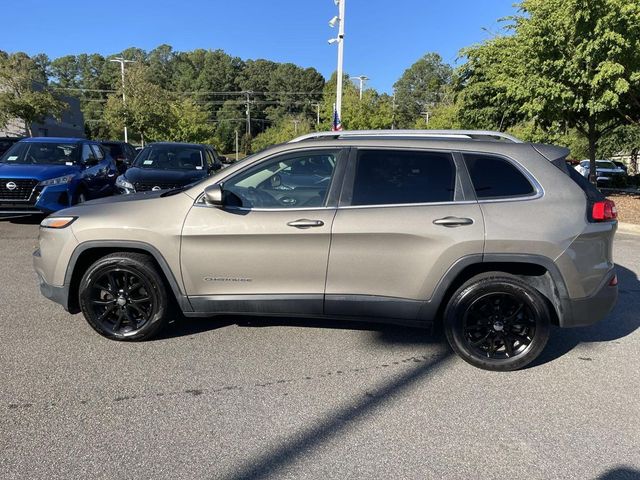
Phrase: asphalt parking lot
[{"left": 1, "top": 218, "right": 639, "bottom": 480}]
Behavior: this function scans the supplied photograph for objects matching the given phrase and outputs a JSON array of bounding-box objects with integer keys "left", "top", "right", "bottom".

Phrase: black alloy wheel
[
  {"left": 79, "top": 252, "right": 170, "bottom": 340},
  {"left": 87, "top": 268, "right": 154, "bottom": 335},
  {"left": 462, "top": 292, "right": 536, "bottom": 360},
  {"left": 444, "top": 272, "right": 551, "bottom": 371}
]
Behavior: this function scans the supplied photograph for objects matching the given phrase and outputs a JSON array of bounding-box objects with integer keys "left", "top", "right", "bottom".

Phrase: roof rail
[{"left": 288, "top": 129, "right": 523, "bottom": 144}]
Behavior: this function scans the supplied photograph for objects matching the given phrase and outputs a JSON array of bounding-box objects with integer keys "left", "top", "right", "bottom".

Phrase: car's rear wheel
[
  {"left": 443, "top": 272, "right": 551, "bottom": 371},
  {"left": 78, "top": 252, "right": 170, "bottom": 340}
]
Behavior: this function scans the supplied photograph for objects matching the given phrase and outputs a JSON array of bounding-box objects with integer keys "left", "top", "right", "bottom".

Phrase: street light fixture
[
  {"left": 328, "top": 0, "right": 345, "bottom": 130},
  {"left": 109, "top": 57, "right": 136, "bottom": 143},
  {"left": 350, "top": 75, "right": 370, "bottom": 100}
]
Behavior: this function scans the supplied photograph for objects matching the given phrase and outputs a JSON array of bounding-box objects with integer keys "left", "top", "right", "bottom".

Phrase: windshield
[
  {"left": 596, "top": 161, "right": 617, "bottom": 169},
  {"left": 133, "top": 145, "right": 204, "bottom": 170},
  {"left": 0, "top": 142, "right": 80, "bottom": 165}
]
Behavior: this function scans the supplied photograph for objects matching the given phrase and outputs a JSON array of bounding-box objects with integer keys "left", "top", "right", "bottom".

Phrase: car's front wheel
[
  {"left": 444, "top": 272, "right": 551, "bottom": 371},
  {"left": 78, "top": 252, "right": 171, "bottom": 340}
]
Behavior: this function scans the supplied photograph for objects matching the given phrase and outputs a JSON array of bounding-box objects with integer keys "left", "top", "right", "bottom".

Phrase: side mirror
[
  {"left": 204, "top": 184, "right": 223, "bottom": 206},
  {"left": 219, "top": 155, "right": 227, "bottom": 163}
]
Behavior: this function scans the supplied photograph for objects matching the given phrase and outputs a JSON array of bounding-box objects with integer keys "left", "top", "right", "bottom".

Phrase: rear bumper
[{"left": 560, "top": 272, "right": 618, "bottom": 328}]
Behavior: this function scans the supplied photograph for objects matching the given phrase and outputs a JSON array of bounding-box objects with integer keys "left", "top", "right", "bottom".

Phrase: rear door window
[
  {"left": 349, "top": 149, "right": 455, "bottom": 206},
  {"left": 463, "top": 153, "right": 535, "bottom": 199}
]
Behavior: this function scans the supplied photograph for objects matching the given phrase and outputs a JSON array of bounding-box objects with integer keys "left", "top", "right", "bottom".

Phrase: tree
[
  {"left": 166, "top": 98, "right": 215, "bottom": 144},
  {"left": 599, "top": 124, "right": 640, "bottom": 175},
  {"left": 473, "top": 0, "right": 640, "bottom": 183},
  {"left": 393, "top": 53, "right": 453, "bottom": 128},
  {"left": 0, "top": 52, "right": 67, "bottom": 136},
  {"left": 251, "top": 116, "right": 313, "bottom": 151},
  {"left": 320, "top": 73, "right": 393, "bottom": 130},
  {"left": 103, "top": 64, "right": 170, "bottom": 144}
]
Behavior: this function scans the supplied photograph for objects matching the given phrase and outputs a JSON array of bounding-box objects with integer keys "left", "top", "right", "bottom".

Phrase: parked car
[
  {"left": 100, "top": 141, "right": 137, "bottom": 174},
  {"left": 0, "top": 137, "right": 117, "bottom": 215},
  {"left": 204, "top": 145, "right": 224, "bottom": 171},
  {"left": 115, "top": 142, "right": 221, "bottom": 194},
  {"left": 0, "top": 137, "right": 23, "bottom": 157},
  {"left": 612, "top": 160, "right": 628, "bottom": 174},
  {"left": 34, "top": 130, "right": 618, "bottom": 371},
  {"left": 574, "top": 159, "right": 626, "bottom": 185}
]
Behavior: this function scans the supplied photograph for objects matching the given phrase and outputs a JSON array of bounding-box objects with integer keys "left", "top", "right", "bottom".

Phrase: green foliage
[
  {"left": 393, "top": 53, "right": 453, "bottom": 128},
  {"left": 458, "top": 0, "right": 640, "bottom": 182},
  {"left": 166, "top": 98, "right": 216, "bottom": 144},
  {"left": 251, "top": 116, "right": 314, "bottom": 151},
  {"left": 0, "top": 51, "right": 67, "bottom": 136},
  {"left": 320, "top": 73, "right": 393, "bottom": 130},
  {"left": 103, "top": 64, "right": 171, "bottom": 143}
]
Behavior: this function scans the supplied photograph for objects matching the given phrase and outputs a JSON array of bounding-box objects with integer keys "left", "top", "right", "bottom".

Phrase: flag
[{"left": 331, "top": 103, "right": 342, "bottom": 131}]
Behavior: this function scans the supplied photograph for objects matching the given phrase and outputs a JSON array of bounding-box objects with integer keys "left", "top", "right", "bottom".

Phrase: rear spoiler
[{"left": 532, "top": 143, "right": 605, "bottom": 202}]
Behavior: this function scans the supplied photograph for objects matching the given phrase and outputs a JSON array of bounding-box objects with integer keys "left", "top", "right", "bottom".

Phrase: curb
[{"left": 617, "top": 222, "right": 640, "bottom": 236}]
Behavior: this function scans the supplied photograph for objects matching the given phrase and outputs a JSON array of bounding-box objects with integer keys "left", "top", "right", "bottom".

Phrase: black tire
[
  {"left": 443, "top": 272, "right": 551, "bottom": 371},
  {"left": 74, "top": 190, "right": 87, "bottom": 205},
  {"left": 78, "top": 252, "right": 171, "bottom": 340}
]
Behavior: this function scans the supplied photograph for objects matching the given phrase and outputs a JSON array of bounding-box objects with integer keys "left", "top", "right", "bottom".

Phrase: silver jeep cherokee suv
[{"left": 33, "top": 130, "right": 618, "bottom": 371}]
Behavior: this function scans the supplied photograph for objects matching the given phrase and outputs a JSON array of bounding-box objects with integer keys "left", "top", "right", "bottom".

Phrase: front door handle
[
  {"left": 433, "top": 216, "right": 474, "bottom": 227},
  {"left": 287, "top": 219, "right": 325, "bottom": 229}
]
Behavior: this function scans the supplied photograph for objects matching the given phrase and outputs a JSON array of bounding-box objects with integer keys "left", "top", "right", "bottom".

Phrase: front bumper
[
  {"left": 560, "top": 271, "right": 618, "bottom": 328},
  {"left": 36, "top": 269, "right": 71, "bottom": 311},
  {"left": 0, "top": 184, "right": 71, "bottom": 215}
]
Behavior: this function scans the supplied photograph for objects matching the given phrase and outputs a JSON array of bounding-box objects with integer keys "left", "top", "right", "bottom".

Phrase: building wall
[{"left": 0, "top": 94, "right": 84, "bottom": 138}]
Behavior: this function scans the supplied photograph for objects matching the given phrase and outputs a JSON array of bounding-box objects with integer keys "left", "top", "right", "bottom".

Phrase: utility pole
[
  {"left": 311, "top": 102, "right": 321, "bottom": 126},
  {"left": 328, "top": 0, "right": 346, "bottom": 124},
  {"left": 109, "top": 57, "right": 135, "bottom": 143},
  {"left": 234, "top": 129, "right": 239, "bottom": 161},
  {"left": 244, "top": 91, "right": 252, "bottom": 138},
  {"left": 292, "top": 118, "right": 300, "bottom": 134},
  {"left": 350, "top": 75, "right": 369, "bottom": 100}
]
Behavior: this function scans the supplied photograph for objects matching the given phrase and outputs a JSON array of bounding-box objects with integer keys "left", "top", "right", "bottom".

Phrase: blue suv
[{"left": 0, "top": 137, "right": 118, "bottom": 215}]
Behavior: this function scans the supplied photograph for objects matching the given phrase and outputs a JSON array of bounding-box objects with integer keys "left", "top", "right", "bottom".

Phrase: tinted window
[
  {"left": 91, "top": 144, "right": 104, "bottom": 160},
  {"left": 463, "top": 154, "right": 534, "bottom": 199},
  {"left": 134, "top": 145, "right": 204, "bottom": 170},
  {"left": 351, "top": 150, "right": 455, "bottom": 206}
]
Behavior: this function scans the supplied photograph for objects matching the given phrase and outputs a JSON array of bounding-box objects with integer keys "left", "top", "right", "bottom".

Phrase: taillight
[
  {"left": 592, "top": 200, "right": 617, "bottom": 221},
  {"left": 609, "top": 274, "right": 618, "bottom": 286}
]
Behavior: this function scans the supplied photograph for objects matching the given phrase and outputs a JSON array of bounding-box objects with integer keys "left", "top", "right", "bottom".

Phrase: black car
[
  {"left": 115, "top": 142, "right": 221, "bottom": 194},
  {"left": 100, "top": 141, "right": 137, "bottom": 174},
  {"left": 0, "top": 137, "right": 24, "bottom": 157}
]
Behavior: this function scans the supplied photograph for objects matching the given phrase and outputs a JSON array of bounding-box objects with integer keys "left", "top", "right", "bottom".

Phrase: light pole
[
  {"left": 328, "top": 0, "right": 346, "bottom": 128},
  {"left": 109, "top": 57, "right": 135, "bottom": 143},
  {"left": 350, "top": 75, "right": 369, "bottom": 100}
]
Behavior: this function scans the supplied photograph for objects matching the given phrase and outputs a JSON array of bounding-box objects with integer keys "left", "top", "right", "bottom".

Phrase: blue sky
[{"left": 1, "top": 0, "right": 516, "bottom": 93}]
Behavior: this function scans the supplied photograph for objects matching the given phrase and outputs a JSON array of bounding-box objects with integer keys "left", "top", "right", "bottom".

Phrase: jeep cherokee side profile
[{"left": 33, "top": 130, "right": 618, "bottom": 371}]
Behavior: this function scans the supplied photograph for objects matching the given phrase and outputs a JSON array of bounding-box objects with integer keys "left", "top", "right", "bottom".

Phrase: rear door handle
[
  {"left": 287, "top": 219, "right": 325, "bottom": 229},
  {"left": 433, "top": 216, "right": 474, "bottom": 227}
]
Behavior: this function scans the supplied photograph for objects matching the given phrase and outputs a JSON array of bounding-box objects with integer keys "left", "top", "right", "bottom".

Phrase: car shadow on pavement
[
  {"left": 531, "top": 263, "right": 640, "bottom": 367},
  {"left": 158, "top": 313, "right": 446, "bottom": 348},
  {"left": 0, "top": 214, "right": 46, "bottom": 224},
  {"left": 221, "top": 350, "right": 453, "bottom": 480},
  {"left": 597, "top": 466, "right": 640, "bottom": 480}
]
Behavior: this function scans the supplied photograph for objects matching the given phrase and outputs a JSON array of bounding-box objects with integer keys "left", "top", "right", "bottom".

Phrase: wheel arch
[
  {"left": 425, "top": 254, "right": 569, "bottom": 326},
  {"left": 64, "top": 241, "right": 191, "bottom": 314}
]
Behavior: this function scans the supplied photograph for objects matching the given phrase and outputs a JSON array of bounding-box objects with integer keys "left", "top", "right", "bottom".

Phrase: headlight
[
  {"left": 116, "top": 175, "right": 134, "bottom": 190},
  {"left": 38, "top": 175, "right": 74, "bottom": 186},
  {"left": 40, "top": 216, "right": 77, "bottom": 229}
]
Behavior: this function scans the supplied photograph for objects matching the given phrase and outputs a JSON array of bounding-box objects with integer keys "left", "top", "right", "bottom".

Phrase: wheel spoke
[
  {"left": 503, "top": 336, "right": 515, "bottom": 357},
  {"left": 97, "top": 304, "right": 117, "bottom": 321},
  {"left": 92, "top": 299, "right": 116, "bottom": 306},
  {"left": 130, "top": 296, "right": 150, "bottom": 304},
  {"left": 470, "top": 331, "right": 491, "bottom": 347},
  {"left": 112, "top": 310, "right": 124, "bottom": 331}
]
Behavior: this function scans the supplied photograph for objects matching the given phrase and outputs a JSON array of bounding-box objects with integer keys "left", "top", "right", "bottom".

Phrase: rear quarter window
[{"left": 463, "top": 153, "right": 535, "bottom": 199}]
